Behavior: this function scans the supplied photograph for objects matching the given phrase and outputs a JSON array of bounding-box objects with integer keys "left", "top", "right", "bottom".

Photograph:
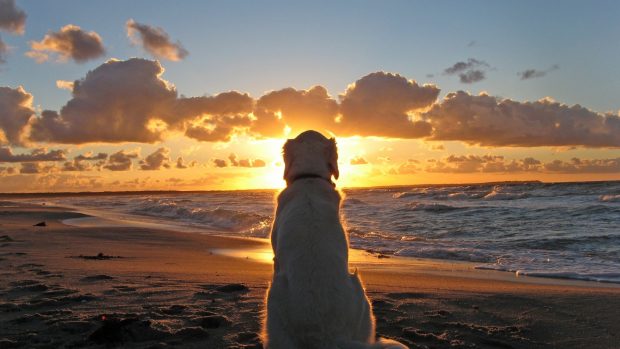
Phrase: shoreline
[{"left": 8, "top": 200, "right": 620, "bottom": 289}]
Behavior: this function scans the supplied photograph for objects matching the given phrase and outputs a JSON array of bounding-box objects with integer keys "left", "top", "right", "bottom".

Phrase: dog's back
[
  {"left": 263, "top": 131, "right": 407, "bottom": 349},
  {"left": 266, "top": 178, "right": 374, "bottom": 348}
]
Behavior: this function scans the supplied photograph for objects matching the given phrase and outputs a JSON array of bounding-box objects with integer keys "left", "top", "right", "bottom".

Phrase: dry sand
[{"left": 0, "top": 204, "right": 619, "bottom": 348}]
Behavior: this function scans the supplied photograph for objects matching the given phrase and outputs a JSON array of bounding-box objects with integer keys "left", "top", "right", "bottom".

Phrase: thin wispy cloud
[
  {"left": 126, "top": 19, "right": 188, "bottom": 61},
  {"left": 518, "top": 64, "right": 559, "bottom": 80},
  {"left": 26, "top": 24, "right": 105, "bottom": 63}
]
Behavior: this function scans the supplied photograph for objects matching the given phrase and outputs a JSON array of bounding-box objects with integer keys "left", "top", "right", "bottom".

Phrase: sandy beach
[{"left": 1, "top": 204, "right": 619, "bottom": 349}]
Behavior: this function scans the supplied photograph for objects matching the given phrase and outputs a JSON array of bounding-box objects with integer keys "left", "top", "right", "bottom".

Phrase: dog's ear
[
  {"left": 282, "top": 139, "right": 294, "bottom": 180},
  {"left": 327, "top": 137, "right": 339, "bottom": 180}
]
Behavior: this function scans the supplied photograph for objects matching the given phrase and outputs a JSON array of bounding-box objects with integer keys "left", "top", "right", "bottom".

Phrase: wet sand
[{"left": 0, "top": 204, "right": 619, "bottom": 348}]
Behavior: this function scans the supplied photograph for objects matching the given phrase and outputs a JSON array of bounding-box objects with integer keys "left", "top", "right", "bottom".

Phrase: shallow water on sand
[{"left": 15, "top": 181, "right": 620, "bottom": 283}]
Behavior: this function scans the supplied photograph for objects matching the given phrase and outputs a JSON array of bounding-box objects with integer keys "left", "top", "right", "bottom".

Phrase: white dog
[{"left": 263, "top": 130, "right": 407, "bottom": 349}]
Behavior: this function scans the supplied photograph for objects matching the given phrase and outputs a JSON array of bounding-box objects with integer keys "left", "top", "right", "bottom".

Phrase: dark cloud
[
  {"left": 0, "top": 86, "right": 35, "bottom": 145},
  {"left": 103, "top": 150, "right": 138, "bottom": 171},
  {"left": 0, "top": 147, "right": 66, "bottom": 162},
  {"left": 458, "top": 70, "right": 485, "bottom": 84},
  {"left": 74, "top": 152, "right": 107, "bottom": 161},
  {"left": 175, "top": 156, "right": 196, "bottom": 169},
  {"left": 26, "top": 24, "right": 105, "bottom": 63},
  {"left": 543, "top": 157, "right": 620, "bottom": 173},
  {"left": 62, "top": 159, "right": 95, "bottom": 172},
  {"left": 424, "top": 91, "right": 620, "bottom": 147},
  {"left": 0, "top": 0, "right": 26, "bottom": 34},
  {"left": 415, "top": 154, "right": 618, "bottom": 174},
  {"left": 518, "top": 64, "right": 559, "bottom": 80},
  {"left": 337, "top": 72, "right": 439, "bottom": 138},
  {"left": 126, "top": 19, "right": 188, "bottom": 61},
  {"left": 444, "top": 58, "right": 489, "bottom": 84},
  {"left": 140, "top": 147, "right": 171, "bottom": 170},
  {"left": 19, "top": 162, "right": 57, "bottom": 174},
  {"left": 0, "top": 36, "right": 7, "bottom": 64},
  {"left": 350, "top": 156, "right": 368, "bottom": 165},
  {"left": 212, "top": 158, "right": 227, "bottom": 168},
  {"left": 443, "top": 58, "right": 488, "bottom": 75},
  {"left": 227, "top": 153, "right": 266, "bottom": 168},
  {"left": 251, "top": 86, "right": 338, "bottom": 138}
]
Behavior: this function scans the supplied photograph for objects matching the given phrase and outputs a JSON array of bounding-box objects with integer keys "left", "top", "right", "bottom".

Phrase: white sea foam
[{"left": 599, "top": 194, "right": 620, "bottom": 202}]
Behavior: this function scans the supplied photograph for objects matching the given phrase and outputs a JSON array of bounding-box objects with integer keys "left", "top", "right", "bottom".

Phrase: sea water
[{"left": 14, "top": 181, "right": 620, "bottom": 283}]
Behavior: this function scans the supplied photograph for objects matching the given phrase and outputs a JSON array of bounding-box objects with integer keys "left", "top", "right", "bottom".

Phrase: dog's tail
[{"left": 336, "top": 337, "right": 408, "bottom": 349}]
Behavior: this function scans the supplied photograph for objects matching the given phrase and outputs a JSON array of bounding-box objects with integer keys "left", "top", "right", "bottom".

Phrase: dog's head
[{"left": 282, "top": 130, "right": 339, "bottom": 185}]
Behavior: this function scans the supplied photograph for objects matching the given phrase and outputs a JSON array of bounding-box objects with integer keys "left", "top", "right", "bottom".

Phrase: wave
[
  {"left": 131, "top": 198, "right": 270, "bottom": 232},
  {"left": 483, "top": 188, "right": 529, "bottom": 200},
  {"left": 404, "top": 202, "right": 463, "bottom": 212},
  {"left": 599, "top": 194, "right": 620, "bottom": 203},
  {"left": 476, "top": 265, "right": 620, "bottom": 283}
]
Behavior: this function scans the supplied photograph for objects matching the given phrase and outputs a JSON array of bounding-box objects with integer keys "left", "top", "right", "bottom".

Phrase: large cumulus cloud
[
  {"left": 26, "top": 24, "right": 105, "bottom": 63},
  {"left": 0, "top": 86, "right": 35, "bottom": 145},
  {"left": 251, "top": 86, "right": 338, "bottom": 137},
  {"left": 29, "top": 58, "right": 253, "bottom": 144},
  {"left": 20, "top": 61, "right": 620, "bottom": 148},
  {"left": 423, "top": 91, "right": 620, "bottom": 147},
  {"left": 126, "top": 19, "right": 188, "bottom": 61},
  {"left": 337, "top": 72, "right": 439, "bottom": 138}
]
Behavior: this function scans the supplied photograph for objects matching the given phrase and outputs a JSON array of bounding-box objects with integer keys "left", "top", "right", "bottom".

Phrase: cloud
[
  {"left": 30, "top": 58, "right": 254, "bottom": 144},
  {"left": 140, "top": 147, "right": 171, "bottom": 170},
  {"left": 212, "top": 158, "right": 227, "bottom": 168},
  {"left": 395, "top": 159, "right": 419, "bottom": 174},
  {"left": 0, "top": 165, "right": 15, "bottom": 175},
  {"left": 0, "top": 0, "right": 26, "bottom": 34},
  {"left": 518, "top": 64, "right": 559, "bottom": 80},
  {"left": 337, "top": 72, "right": 439, "bottom": 138},
  {"left": 62, "top": 159, "right": 95, "bottom": 172},
  {"left": 55, "top": 80, "right": 74, "bottom": 90},
  {"left": 251, "top": 86, "right": 338, "bottom": 137},
  {"left": 176, "top": 92, "right": 254, "bottom": 142},
  {"left": 30, "top": 59, "right": 177, "bottom": 143},
  {"left": 19, "top": 162, "right": 57, "bottom": 174},
  {"left": 74, "top": 152, "right": 107, "bottom": 161},
  {"left": 26, "top": 24, "right": 105, "bottom": 63},
  {"left": 413, "top": 154, "right": 619, "bottom": 174},
  {"left": 0, "top": 86, "right": 35, "bottom": 145},
  {"left": 543, "top": 157, "right": 620, "bottom": 173},
  {"left": 350, "top": 156, "right": 368, "bottom": 165},
  {"left": 0, "top": 36, "right": 7, "bottom": 64},
  {"left": 443, "top": 58, "right": 489, "bottom": 84},
  {"left": 0, "top": 147, "right": 66, "bottom": 162},
  {"left": 126, "top": 19, "right": 188, "bottom": 61},
  {"left": 424, "top": 91, "right": 620, "bottom": 147},
  {"left": 225, "top": 153, "right": 266, "bottom": 168},
  {"left": 175, "top": 156, "right": 195, "bottom": 169},
  {"left": 458, "top": 70, "right": 485, "bottom": 84},
  {"left": 103, "top": 149, "right": 139, "bottom": 171}
]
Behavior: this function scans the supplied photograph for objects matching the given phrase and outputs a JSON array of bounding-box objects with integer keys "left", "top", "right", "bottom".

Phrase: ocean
[{"left": 9, "top": 181, "right": 620, "bottom": 283}]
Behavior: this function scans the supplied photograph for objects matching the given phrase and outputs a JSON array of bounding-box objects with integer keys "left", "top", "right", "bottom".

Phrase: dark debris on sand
[{"left": 69, "top": 252, "right": 125, "bottom": 260}]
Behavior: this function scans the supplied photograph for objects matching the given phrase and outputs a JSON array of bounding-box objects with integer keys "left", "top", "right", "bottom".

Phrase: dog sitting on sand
[{"left": 262, "top": 130, "right": 407, "bottom": 349}]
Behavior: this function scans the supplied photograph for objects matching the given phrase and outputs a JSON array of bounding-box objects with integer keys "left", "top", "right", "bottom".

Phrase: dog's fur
[{"left": 263, "top": 130, "right": 407, "bottom": 349}]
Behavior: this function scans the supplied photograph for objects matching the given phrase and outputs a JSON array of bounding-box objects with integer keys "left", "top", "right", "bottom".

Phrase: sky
[{"left": 0, "top": 0, "right": 619, "bottom": 192}]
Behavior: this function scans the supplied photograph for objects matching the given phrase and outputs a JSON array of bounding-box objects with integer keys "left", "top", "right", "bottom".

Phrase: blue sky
[{"left": 3, "top": 0, "right": 619, "bottom": 112}]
